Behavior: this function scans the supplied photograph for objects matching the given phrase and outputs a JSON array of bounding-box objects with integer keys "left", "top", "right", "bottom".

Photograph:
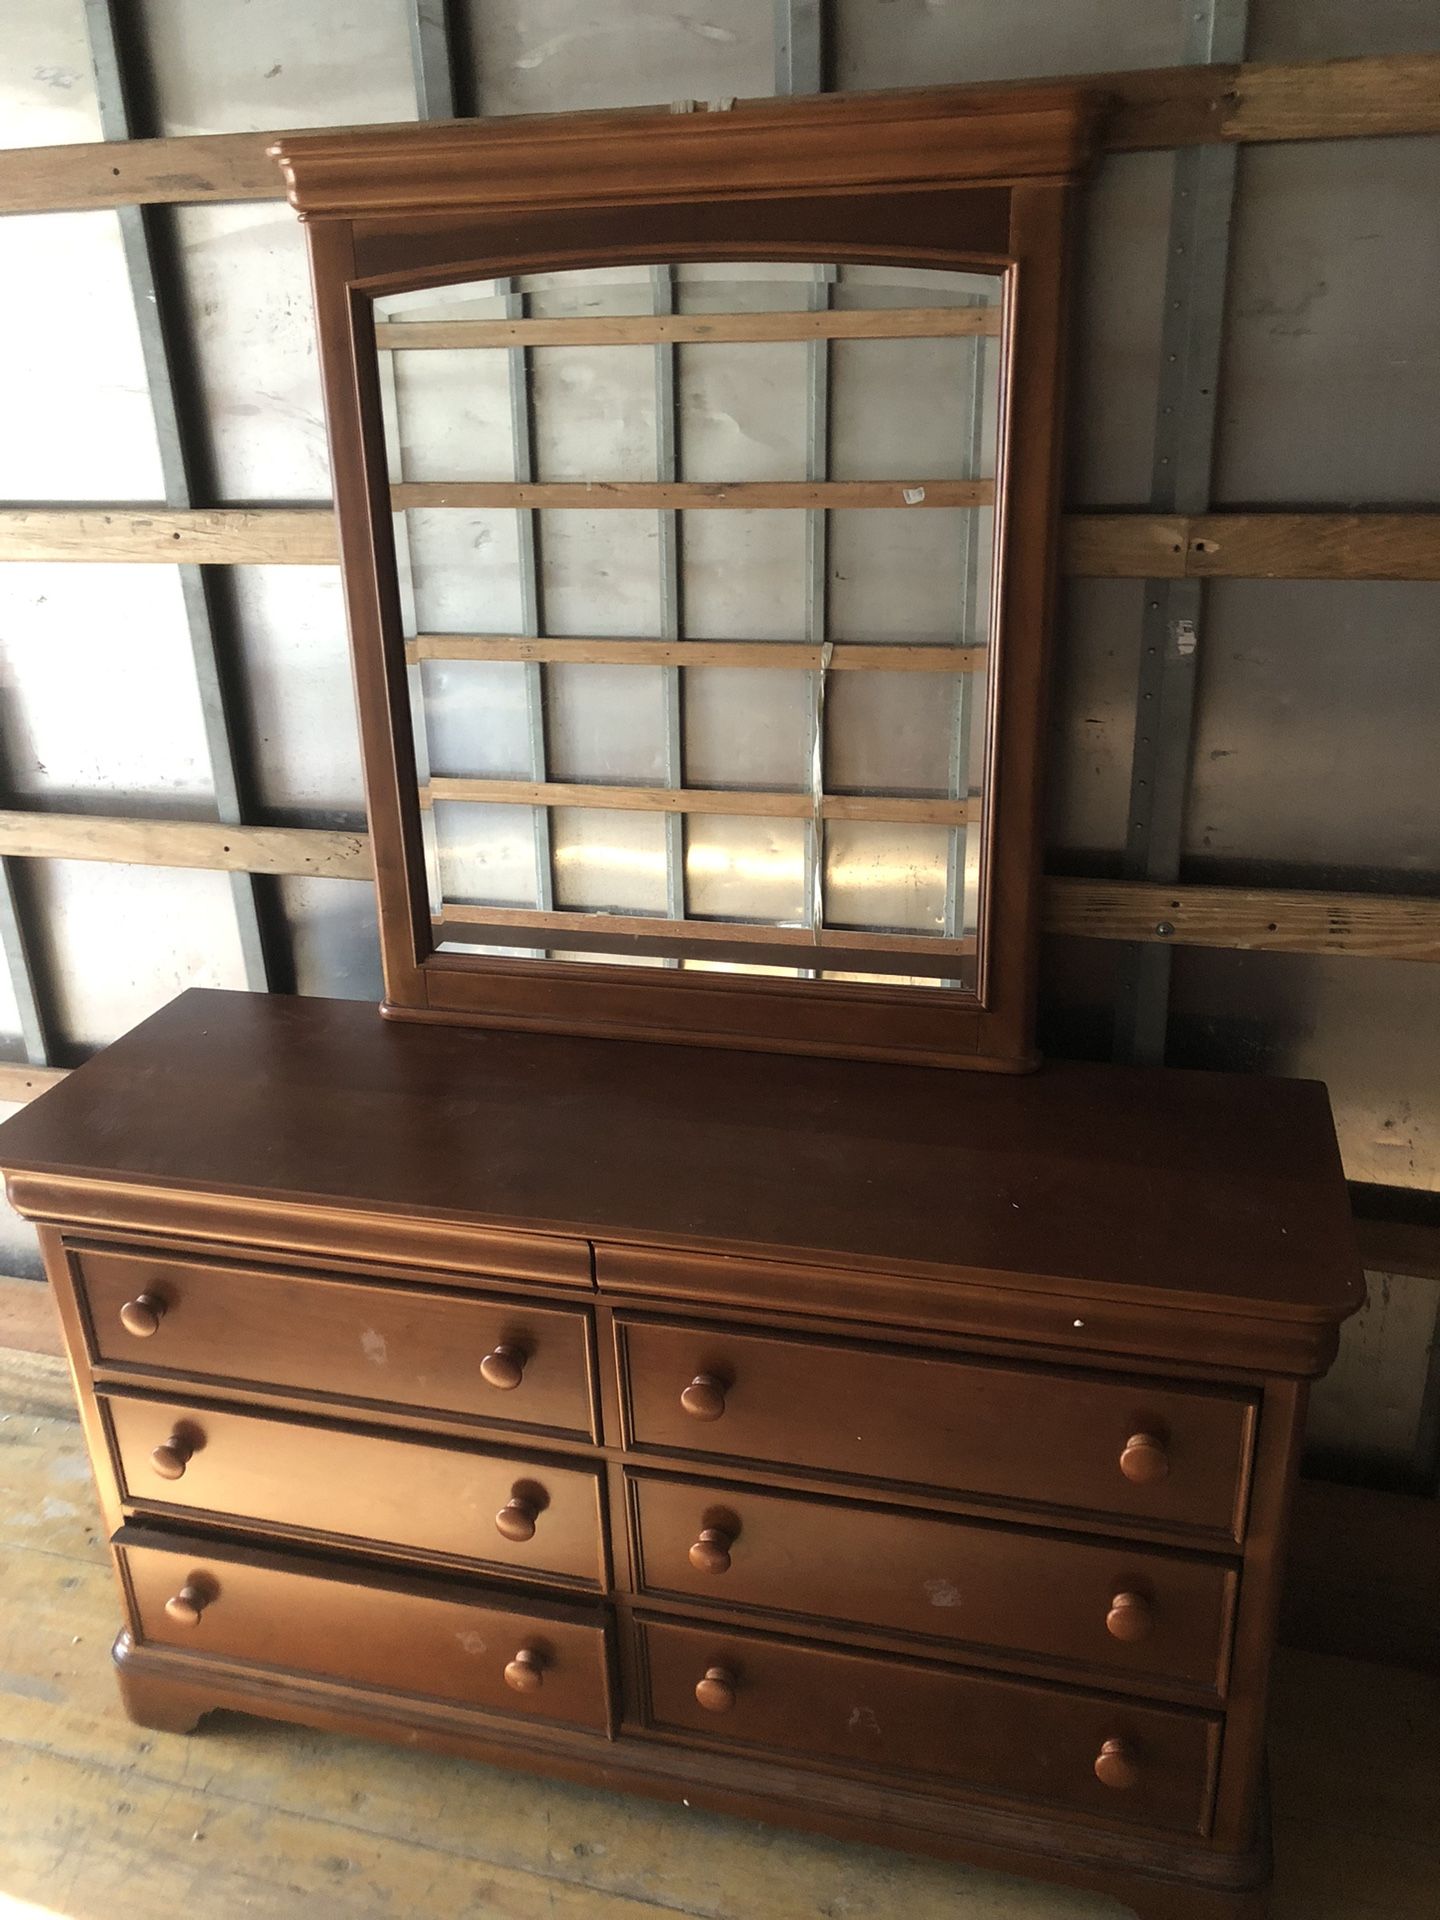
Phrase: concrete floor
[{"left": 1, "top": 1344, "right": 1436, "bottom": 1920}]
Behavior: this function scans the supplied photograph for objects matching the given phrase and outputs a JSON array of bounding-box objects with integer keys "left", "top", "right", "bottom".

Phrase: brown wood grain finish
[
  {"left": 635, "top": 1615, "right": 1221, "bottom": 1838},
  {"left": 75, "top": 1243, "right": 596, "bottom": 1437},
  {"left": 287, "top": 87, "right": 1091, "bottom": 1074},
  {"left": 627, "top": 1472, "right": 1237, "bottom": 1692},
  {"left": 0, "top": 71, "right": 1369, "bottom": 1920},
  {"left": 119, "top": 1529, "right": 613, "bottom": 1733},
  {"left": 102, "top": 1392, "right": 607, "bottom": 1585},
  {"left": 618, "top": 1317, "right": 1256, "bottom": 1539}
]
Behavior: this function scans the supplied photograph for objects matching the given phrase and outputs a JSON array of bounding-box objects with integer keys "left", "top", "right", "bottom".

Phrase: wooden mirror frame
[{"left": 273, "top": 83, "right": 1102, "bottom": 1071}]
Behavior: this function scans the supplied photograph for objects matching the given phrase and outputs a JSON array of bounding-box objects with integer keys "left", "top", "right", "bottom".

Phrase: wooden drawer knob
[
  {"left": 689, "top": 1526, "right": 734, "bottom": 1575},
  {"left": 680, "top": 1373, "right": 727, "bottom": 1422},
  {"left": 119, "top": 1292, "right": 166, "bottom": 1338},
  {"left": 504, "top": 1648, "right": 545, "bottom": 1693},
  {"left": 695, "top": 1664, "right": 736, "bottom": 1713},
  {"left": 495, "top": 1496, "right": 539, "bottom": 1543},
  {"left": 164, "top": 1582, "right": 210, "bottom": 1628},
  {"left": 1106, "top": 1591, "right": 1154, "bottom": 1643},
  {"left": 150, "top": 1431, "right": 195, "bottom": 1481},
  {"left": 1094, "top": 1737, "right": 1141, "bottom": 1791},
  {"left": 1119, "top": 1432, "right": 1169, "bottom": 1485},
  {"left": 480, "top": 1344, "right": 526, "bottom": 1391}
]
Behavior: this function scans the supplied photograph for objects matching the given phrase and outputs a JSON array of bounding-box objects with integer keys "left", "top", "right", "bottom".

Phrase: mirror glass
[{"left": 372, "top": 258, "right": 1005, "bottom": 992}]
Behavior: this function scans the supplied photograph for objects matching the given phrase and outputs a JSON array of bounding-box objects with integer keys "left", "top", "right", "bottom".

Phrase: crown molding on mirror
[{"left": 270, "top": 84, "right": 1106, "bottom": 222}]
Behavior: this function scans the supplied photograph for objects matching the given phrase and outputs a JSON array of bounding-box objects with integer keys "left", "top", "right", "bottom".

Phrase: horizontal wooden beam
[
  {"left": 3, "top": 56, "right": 1439, "bottom": 215},
  {"left": 1065, "top": 512, "right": 1440, "bottom": 581},
  {"left": 375, "top": 307, "right": 1002, "bottom": 349},
  {"left": 0, "top": 811, "right": 1427, "bottom": 961},
  {"left": 0, "top": 1062, "right": 70, "bottom": 1104},
  {"left": 7, "top": 508, "right": 1434, "bottom": 579},
  {"left": 0, "top": 508, "right": 337, "bottom": 566},
  {"left": 390, "top": 481, "right": 993, "bottom": 511},
  {"left": 406, "top": 636, "right": 985, "bottom": 673},
  {"left": 1044, "top": 876, "right": 1440, "bottom": 962},
  {"left": 422, "top": 778, "right": 976, "bottom": 829},
  {"left": 0, "top": 811, "right": 372, "bottom": 881}
]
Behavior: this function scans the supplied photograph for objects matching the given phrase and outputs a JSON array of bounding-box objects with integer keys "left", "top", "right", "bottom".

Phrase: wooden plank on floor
[{"left": 0, "top": 1274, "right": 62, "bottom": 1358}]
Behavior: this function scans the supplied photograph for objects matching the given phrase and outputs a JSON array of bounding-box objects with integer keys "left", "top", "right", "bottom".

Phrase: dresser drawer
[
  {"left": 618, "top": 1317, "right": 1254, "bottom": 1538},
  {"left": 628, "top": 1473, "right": 1235, "bottom": 1692},
  {"left": 76, "top": 1243, "right": 595, "bottom": 1438},
  {"left": 118, "top": 1528, "right": 612, "bottom": 1732},
  {"left": 103, "top": 1393, "right": 606, "bottom": 1586},
  {"left": 637, "top": 1617, "right": 1220, "bottom": 1836}
]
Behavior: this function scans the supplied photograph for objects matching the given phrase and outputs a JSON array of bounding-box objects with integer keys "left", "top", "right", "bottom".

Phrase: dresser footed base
[{"left": 112, "top": 1633, "right": 1272, "bottom": 1920}]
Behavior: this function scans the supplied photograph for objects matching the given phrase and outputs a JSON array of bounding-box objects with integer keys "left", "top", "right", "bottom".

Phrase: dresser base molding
[{"left": 111, "top": 1632, "right": 1271, "bottom": 1920}]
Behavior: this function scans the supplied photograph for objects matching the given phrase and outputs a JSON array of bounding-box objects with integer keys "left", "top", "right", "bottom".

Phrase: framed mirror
[{"left": 275, "top": 84, "right": 1100, "bottom": 1069}]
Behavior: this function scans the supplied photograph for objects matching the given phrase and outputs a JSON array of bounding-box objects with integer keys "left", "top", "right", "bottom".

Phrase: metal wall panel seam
[
  {"left": 82, "top": 0, "right": 270, "bottom": 994},
  {"left": 501, "top": 280, "right": 556, "bottom": 923},
  {"left": 407, "top": 0, "right": 457, "bottom": 121},
  {"left": 779, "top": 4, "right": 828, "bottom": 963},
  {"left": 775, "top": 0, "right": 825, "bottom": 97},
  {"left": 1114, "top": 0, "right": 1250, "bottom": 1065},
  {"left": 651, "top": 265, "right": 686, "bottom": 936}
]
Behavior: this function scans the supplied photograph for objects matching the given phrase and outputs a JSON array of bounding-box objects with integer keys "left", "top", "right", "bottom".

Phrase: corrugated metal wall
[{"left": 0, "top": 1, "right": 1437, "bottom": 1486}]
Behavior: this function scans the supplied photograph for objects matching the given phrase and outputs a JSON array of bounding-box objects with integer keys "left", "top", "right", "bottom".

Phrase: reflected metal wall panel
[{"left": 375, "top": 262, "right": 1003, "bottom": 989}]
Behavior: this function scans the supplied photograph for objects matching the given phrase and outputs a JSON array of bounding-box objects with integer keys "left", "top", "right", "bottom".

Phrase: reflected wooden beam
[
  {"left": 390, "top": 480, "right": 994, "bottom": 510},
  {"left": 421, "top": 778, "right": 977, "bottom": 828},
  {"left": 406, "top": 636, "right": 986, "bottom": 672},
  {"left": 4, "top": 56, "right": 1440, "bottom": 214},
  {"left": 374, "top": 307, "right": 1002, "bottom": 348},
  {"left": 437, "top": 901, "right": 976, "bottom": 960}
]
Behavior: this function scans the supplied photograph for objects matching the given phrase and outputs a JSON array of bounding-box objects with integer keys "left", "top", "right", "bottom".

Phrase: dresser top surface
[{"left": 0, "top": 989, "right": 1362, "bottom": 1322}]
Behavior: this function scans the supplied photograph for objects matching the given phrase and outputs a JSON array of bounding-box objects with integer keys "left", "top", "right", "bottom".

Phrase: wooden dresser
[{"left": 0, "top": 988, "right": 1361, "bottom": 1919}]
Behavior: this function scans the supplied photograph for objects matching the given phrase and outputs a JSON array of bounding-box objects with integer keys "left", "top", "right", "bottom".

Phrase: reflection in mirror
[{"left": 373, "top": 259, "right": 1005, "bottom": 993}]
